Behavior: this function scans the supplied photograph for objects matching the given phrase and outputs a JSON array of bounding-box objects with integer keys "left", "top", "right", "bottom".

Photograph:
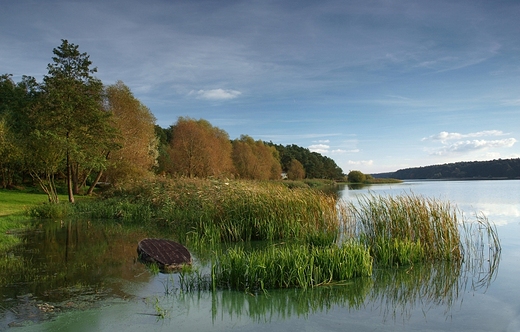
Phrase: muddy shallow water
[{"left": 1, "top": 180, "right": 518, "bottom": 331}]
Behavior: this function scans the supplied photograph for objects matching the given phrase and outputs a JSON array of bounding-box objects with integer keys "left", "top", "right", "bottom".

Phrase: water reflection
[
  {"left": 0, "top": 220, "right": 154, "bottom": 327},
  {"left": 156, "top": 235, "right": 500, "bottom": 327},
  {"left": 346, "top": 183, "right": 369, "bottom": 190}
]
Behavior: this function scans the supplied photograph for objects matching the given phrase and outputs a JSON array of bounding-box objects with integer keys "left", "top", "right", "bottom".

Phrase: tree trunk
[
  {"left": 86, "top": 169, "right": 103, "bottom": 196},
  {"left": 72, "top": 162, "right": 80, "bottom": 195},
  {"left": 86, "top": 151, "right": 110, "bottom": 196},
  {"left": 66, "top": 147, "right": 75, "bottom": 203}
]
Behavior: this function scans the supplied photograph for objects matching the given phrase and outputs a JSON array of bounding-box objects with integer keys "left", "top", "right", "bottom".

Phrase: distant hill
[{"left": 371, "top": 158, "right": 520, "bottom": 180}]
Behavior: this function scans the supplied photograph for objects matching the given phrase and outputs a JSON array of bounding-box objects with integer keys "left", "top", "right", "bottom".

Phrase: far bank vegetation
[{"left": 347, "top": 170, "right": 401, "bottom": 184}]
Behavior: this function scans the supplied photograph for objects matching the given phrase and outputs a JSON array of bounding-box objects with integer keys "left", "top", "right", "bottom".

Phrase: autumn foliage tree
[
  {"left": 167, "top": 117, "right": 233, "bottom": 178},
  {"left": 103, "top": 81, "right": 158, "bottom": 186},
  {"left": 286, "top": 159, "right": 305, "bottom": 180},
  {"left": 232, "top": 135, "right": 282, "bottom": 180}
]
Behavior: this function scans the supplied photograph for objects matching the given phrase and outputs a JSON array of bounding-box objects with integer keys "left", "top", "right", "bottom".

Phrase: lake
[{"left": 1, "top": 180, "right": 518, "bottom": 331}]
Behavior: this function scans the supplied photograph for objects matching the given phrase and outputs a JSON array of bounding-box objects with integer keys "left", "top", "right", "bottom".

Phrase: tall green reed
[
  {"left": 347, "top": 193, "right": 463, "bottom": 267},
  {"left": 212, "top": 241, "right": 372, "bottom": 292}
]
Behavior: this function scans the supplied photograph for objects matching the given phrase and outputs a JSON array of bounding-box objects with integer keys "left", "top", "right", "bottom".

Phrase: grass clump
[
  {"left": 213, "top": 242, "right": 372, "bottom": 292},
  {"left": 348, "top": 193, "right": 463, "bottom": 267}
]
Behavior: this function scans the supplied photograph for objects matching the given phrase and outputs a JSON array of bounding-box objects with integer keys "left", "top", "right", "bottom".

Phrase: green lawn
[
  {"left": 0, "top": 189, "right": 71, "bottom": 251},
  {"left": 0, "top": 189, "right": 62, "bottom": 216}
]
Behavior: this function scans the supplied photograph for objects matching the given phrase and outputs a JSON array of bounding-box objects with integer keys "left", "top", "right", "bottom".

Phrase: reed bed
[
  {"left": 347, "top": 193, "right": 463, "bottom": 267},
  {"left": 176, "top": 179, "right": 342, "bottom": 244},
  {"left": 67, "top": 178, "right": 344, "bottom": 246},
  {"left": 212, "top": 242, "right": 372, "bottom": 292}
]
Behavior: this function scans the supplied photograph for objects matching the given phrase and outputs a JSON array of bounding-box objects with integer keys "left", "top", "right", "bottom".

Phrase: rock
[{"left": 137, "top": 238, "right": 192, "bottom": 271}]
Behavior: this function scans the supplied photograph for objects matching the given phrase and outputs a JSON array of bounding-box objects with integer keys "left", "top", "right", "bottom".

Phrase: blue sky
[{"left": 2, "top": 0, "right": 519, "bottom": 173}]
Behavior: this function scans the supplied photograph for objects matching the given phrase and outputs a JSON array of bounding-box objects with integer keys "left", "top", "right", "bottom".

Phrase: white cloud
[
  {"left": 430, "top": 138, "right": 517, "bottom": 156},
  {"left": 309, "top": 144, "right": 329, "bottom": 154},
  {"left": 331, "top": 149, "right": 347, "bottom": 153},
  {"left": 315, "top": 140, "right": 330, "bottom": 143},
  {"left": 189, "top": 89, "right": 242, "bottom": 100},
  {"left": 348, "top": 160, "right": 374, "bottom": 166},
  {"left": 422, "top": 130, "right": 507, "bottom": 143}
]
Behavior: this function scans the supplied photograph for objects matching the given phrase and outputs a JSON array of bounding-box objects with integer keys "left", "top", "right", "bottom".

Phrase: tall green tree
[
  {"left": 40, "top": 39, "right": 113, "bottom": 202},
  {"left": 0, "top": 74, "right": 40, "bottom": 190}
]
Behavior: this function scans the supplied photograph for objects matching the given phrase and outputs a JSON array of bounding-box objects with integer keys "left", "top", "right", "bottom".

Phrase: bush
[{"left": 347, "top": 170, "right": 366, "bottom": 183}]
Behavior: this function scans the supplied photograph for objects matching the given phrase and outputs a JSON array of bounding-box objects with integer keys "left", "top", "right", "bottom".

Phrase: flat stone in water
[{"left": 137, "top": 238, "right": 192, "bottom": 270}]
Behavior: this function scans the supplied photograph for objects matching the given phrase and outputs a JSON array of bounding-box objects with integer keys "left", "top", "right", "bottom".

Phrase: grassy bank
[
  {"left": 0, "top": 189, "right": 54, "bottom": 250},
  {"left": 0, "top": 189, "right": 65, "bottom": 216}
]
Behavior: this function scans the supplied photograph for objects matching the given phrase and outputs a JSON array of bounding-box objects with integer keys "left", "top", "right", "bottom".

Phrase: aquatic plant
[
  {"left": 347, "top": 193, "right": 463, "bottom": 266},
  {"left": 212, "top": 242, "right": 373, "bottom": 292}
]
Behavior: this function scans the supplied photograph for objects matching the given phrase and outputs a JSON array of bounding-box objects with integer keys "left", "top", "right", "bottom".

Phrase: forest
[
  {"left": 372, "top": 158, "right": 520, "bottom": 180},
  {"left": 0, "top": 40, "right": 344, "bottom": 203}
]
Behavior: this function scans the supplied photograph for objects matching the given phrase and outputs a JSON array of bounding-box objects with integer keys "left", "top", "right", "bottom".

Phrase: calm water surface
[{"left": 1, "top": 180, "right": 519, "bottom": 331}]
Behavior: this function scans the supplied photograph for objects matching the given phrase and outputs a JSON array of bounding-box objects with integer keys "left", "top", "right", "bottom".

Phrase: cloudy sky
[{"left": 2, "top": 0, "right": 519, "bottom": 173}]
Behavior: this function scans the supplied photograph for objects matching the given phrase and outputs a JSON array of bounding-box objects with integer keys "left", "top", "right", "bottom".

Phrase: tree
[
  {"left": 154, "top": 125, "right": 171, "bottom": 175},
  {"left": 40, "top": 40, "right": 113, "bottom": 202},
  {"left": 287, "top": 159, "right": 305, "bottom": 180},
  {"left": 167, "top": 117, "right": 233, "bottom": 178},
  {"left": 232, "top": 135, "right": 281, "bottom": 180},
  {"left": 347, "top": 170, "right": 366, "bottom": 183},
  {"left": 102, "top": 81, "right": 158, "bottom": 187},
  {"left": 0, "top": 74, "right": 41, "bottom": 190}
]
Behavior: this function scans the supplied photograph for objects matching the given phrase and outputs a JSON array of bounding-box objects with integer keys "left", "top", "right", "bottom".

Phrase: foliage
[
  {"left": 103, "top": 81, "right": 158, "bottom": 186},
  {"left": 1, "top": 42, "right": 160, "bottom": 200},
  {"left": 167, "top": 117, "right": 234, "bottom": 178},
  {"left": 346, "top": 170, "right": 400, "bottom": 185},
  {"left": 269, "top": 143, "right": 345, "bottom": 180},
  {"left": 347, "top": 170, "right": 366, "bottom": 183},
  {"left": 155, "top": 123, "right": 343, "bottom": 181},
  {"left": 286, "top": 158, "right": 305, "bottom": 180},
  {"left": 232, "top": 135, "right": 282, "bottom": 180},
  {"left": 39, "top": 39, "right": 114, "bottom": 202},
  {"left": 0, "top": 74, "right": 40, "bottom": 190},
  {"left": 363, "top": 177, "right": 402, "bottom": 184}
]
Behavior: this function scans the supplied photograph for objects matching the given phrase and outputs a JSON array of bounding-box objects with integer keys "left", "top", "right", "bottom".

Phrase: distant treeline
[
  {"left": 268, "top": 143, "right": 345, "bottom": 180},
  {"left": 372, "top": 158, "right": 520, "bottom": 180}
]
